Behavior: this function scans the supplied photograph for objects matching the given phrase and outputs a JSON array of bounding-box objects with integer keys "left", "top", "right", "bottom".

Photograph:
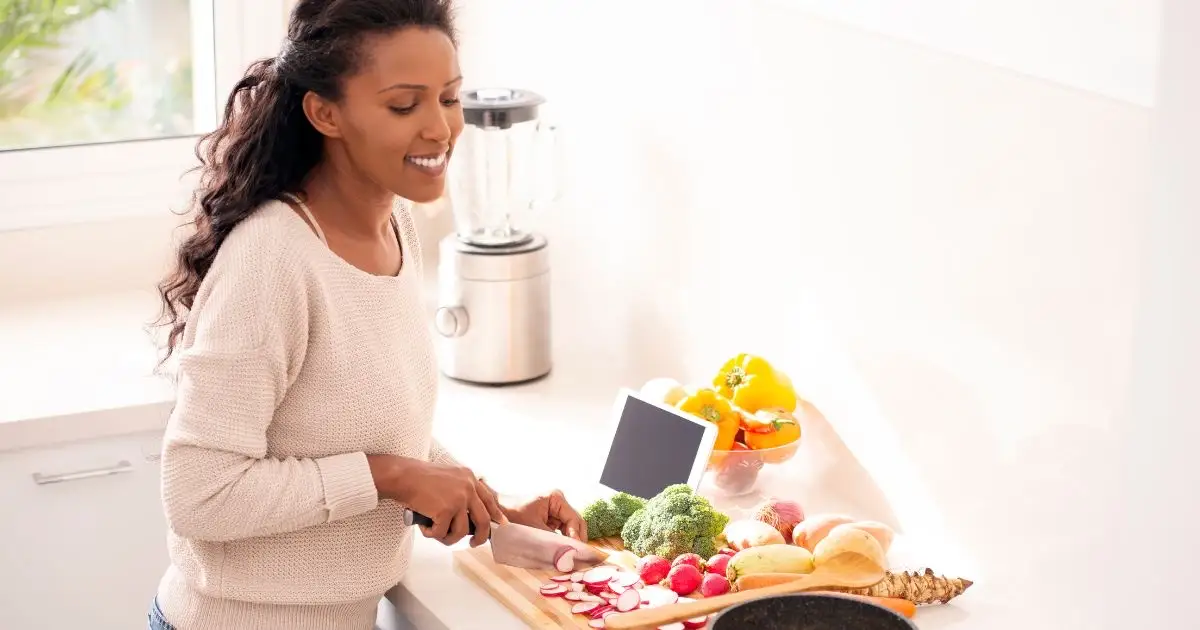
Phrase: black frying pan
[{"left": 707, "top": 593, "right": 917, "bottom": 630}]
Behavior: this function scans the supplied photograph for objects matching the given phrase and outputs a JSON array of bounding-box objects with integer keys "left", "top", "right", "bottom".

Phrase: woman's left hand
[{"left": 481, "top": 482, "right": 588, "bottom": 541}]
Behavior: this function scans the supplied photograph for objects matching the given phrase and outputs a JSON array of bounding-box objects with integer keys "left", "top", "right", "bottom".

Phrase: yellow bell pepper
[
  {"left": 713, "top": 354, "right": 798, "bottom": 413},
  {"left": 676, "top": 387, "right": 740, "bottom": 451}
]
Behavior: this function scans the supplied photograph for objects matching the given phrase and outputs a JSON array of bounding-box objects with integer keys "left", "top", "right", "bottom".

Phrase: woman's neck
[{"left": 299, "top": 158, "right": 394, "bottom": 240}]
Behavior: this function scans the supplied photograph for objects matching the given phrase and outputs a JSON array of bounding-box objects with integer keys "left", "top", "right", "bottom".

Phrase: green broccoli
[
  {"left": 582, "top": 492, "right": 649, "bottom": 540},
  {"left": 610, "top": 492, "right": 647, "bottom": 520},
  {"left": 620, "top": 484, "right": 730, "bottom": 560}
]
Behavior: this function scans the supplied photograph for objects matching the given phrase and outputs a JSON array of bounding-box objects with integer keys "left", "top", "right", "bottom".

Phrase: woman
[{"left": 148, "top": 1, "right": 586, "bottom": 628}]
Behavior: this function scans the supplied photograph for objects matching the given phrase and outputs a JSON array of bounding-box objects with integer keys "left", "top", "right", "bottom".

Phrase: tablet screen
[{"left": 599, "top": 393, "right": 713, "bottom": 500}]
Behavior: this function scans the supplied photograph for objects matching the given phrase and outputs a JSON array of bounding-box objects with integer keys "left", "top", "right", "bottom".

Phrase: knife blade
[{"left": 403, "top": 508, "right": 606, "bottom": 569}]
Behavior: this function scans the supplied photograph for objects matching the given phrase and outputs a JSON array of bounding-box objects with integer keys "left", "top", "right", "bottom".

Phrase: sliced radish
[
  {"left": 615, "top": 588, "right": 641, "bottom": 612},
  {"left": 539, "top": 585, "right": 568, "bottom": 597},
  {"left": 602, "top": 610, "right": 619, "bottom": 619},
  {"left": 588, "top": 604, "right": 615, "bottom": 619},
  {"left": 568, "top": 583, "right": 586, "bottom": 592},
  {"left": 571, "top": 601, "right": 602, "bottom": 615},
  {"left": 582, "top": 566, "right": 616, "bottom": 585},
  {"left": 612, "top": 572, "right": 642, "bottom": 588},
  {"left": 609, "top": 583, "right": 628, "bottom": 594},
  {"left": 550, "top": 573, "right": 573, "bottom": 583},
  {"left": 640, "top": 585, "right": 679, "bottom": 608},
  {"left": 569, "top": 571, "right": 585, "bottom": 583},
  {"left": 588, "top": 620, "right": 607, "bottom": 629},
  {"left": 682, "top": 617, "right": 709, "bottom": 629},
  {"left": 657, "top": 624, "right": 685, "bottom": 630},
  {"left": 585, "top": 583, "right": 608, "bottom": 595},
  {"left": 600, "top": 592, "right": 618, "bottom": 601},
  {"left": 540, "top": 582, "right": 562, "bottom": 592},
  {"left": 553, "top": 547, "right": 577, "bottom": 573}
]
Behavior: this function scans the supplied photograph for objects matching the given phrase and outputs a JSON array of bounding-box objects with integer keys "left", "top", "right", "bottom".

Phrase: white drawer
[{"left": 0, "top": 430, "right": 169, "bottom": 630}]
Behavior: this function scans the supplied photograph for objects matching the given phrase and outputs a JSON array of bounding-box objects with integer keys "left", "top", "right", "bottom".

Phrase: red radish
[
  {"left": 637, "top": 555, "right": 671, "bottom": 584},
  {"left": 672, "top": 553, "right": 705, "bottom": 571},
  {"left": 657, "top": 624, "right": 685, "bottom": 630},
  {"left": 538, "top": 585, "right": 567, "bottom": 597},
  {"left": 588, "top": 604, "right": 615, "bottom": 619},
  {"left": 609, "top": 582, "right": 628, "bottom": 594},
  {"left": 664, "top": 564, "right": 703, "bottom": 596},
  {"left": 718, "top": 547, "right": 737, "bottom": 556},
  {"left": 615, "top": 588, "right": 640, "bottom": 612},
  {"left": 582, "top": 566, "right": 616, "bottom": 585},
  {"left": 565, "top": 591, "right": 601, "bottom": 602},
  {"left": 585, "top": 583, "right": 607, "bottom": 595},
  {"left": 550, "top": 574, "right": 573, "bottom": 583},
  {"left": 568, "top": 583, "right": 585, "bottom": 592},
  {"left": 553, "top": 547, "right": 576, "bottom": 573},
  {"left": 571, "top": 601, "right": 602, "bottom": 615},
  {"left": 699, "top": 573, "right": 731, "bottom": 597},
  {"left": 570, "top": 572, "right": 584, "bottom": 583},
  {"left": 682, "top": 617, "right": 709, "bottom": 629},
  {"left": 588, "top": 620, "right": 606, "bottom": 629},
  {"left": 706, "top": 553, "right": 731, "bottom": 575}
]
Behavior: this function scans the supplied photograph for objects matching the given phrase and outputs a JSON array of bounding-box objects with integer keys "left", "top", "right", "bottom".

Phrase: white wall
[
  {"left": 779, "top": 0, "right": 1161, "bottom": 105},
  {"left": 447, "top": 0, "right": 1153, "bottom": 625}
]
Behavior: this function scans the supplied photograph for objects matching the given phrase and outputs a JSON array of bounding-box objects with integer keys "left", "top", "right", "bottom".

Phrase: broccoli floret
[
  {"left": 620, "top": 484, "right": 730, "bottom": 560},
  {"left": 582, "top": 500, "right": 624, "bottom": 539},
  {"left": 610, "top": 492, "right": 647, "bottom": 520},
  {"left": 582, "top": 492, "right": 650, "bottom": 540}
]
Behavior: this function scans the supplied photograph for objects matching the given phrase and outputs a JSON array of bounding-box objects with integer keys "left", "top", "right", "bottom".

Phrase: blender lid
[{"left": 461, "top": 88, "right": 545, "bottom": 129}]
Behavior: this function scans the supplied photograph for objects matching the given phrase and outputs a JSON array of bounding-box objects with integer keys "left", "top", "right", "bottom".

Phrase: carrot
[{"left": 733, "top": 573, "right": 915, "bottom": 619}]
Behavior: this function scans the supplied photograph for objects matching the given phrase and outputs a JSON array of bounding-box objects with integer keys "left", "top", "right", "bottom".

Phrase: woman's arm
[{"left": 159, "top": 233, "right": 380, "bottom": 542}]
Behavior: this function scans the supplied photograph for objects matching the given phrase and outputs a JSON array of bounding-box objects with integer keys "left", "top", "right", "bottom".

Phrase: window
[{"left": 0, "top": 0, "right": 289, "bottom": 230}]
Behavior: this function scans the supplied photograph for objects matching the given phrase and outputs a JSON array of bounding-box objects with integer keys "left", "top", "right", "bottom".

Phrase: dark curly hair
[{"left": 155, "top": 0, "right": 456, "bottom": 365}]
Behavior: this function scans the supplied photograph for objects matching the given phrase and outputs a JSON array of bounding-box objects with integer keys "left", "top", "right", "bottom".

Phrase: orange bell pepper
[
  {"left": 742, "top": 408, "right": 802, "bottom": 450},
  {"left": 676, "top": 387, "right": 740, "bottom": 451},
  {"left": 713, "top": 354, "right": 798, "bottom": 413}
]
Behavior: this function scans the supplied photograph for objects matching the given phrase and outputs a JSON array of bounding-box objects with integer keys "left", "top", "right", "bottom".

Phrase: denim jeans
[{"left": 147, "top": 598, "right": 176, "bottom": 630}]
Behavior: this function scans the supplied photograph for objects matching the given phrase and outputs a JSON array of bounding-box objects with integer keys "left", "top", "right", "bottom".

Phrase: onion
[{"left": 752, "top": 497, "right": 806, "bottom": 540}]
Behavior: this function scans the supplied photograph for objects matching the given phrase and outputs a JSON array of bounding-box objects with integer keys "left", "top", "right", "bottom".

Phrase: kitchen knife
[{"left": 403, "top": 508, "right": 606, "bottom": 569}]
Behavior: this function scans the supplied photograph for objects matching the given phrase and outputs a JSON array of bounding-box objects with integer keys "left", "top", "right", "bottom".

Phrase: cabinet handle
[{"left": 32, "top": 460, "right": 134, "bottom": 485}]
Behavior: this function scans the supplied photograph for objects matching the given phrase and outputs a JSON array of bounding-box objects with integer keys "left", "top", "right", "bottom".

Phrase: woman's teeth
[{"left": 406, "top": 154, "right": 446, "bottom": 169}]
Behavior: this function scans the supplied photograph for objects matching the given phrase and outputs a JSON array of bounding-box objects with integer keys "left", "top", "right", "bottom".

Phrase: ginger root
[{"left": 832, "top": 568, "right": 973, "bottom": 605}]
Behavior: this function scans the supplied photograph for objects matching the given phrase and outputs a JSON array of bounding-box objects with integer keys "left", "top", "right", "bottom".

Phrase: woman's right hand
[{"left": 367, "top": 455, "right": 506, "bottom": 547}]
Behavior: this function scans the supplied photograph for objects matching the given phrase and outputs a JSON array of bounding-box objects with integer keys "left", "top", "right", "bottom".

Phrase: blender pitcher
[{"left": 447, "top": 88, "right": 562, "bottom": 247}]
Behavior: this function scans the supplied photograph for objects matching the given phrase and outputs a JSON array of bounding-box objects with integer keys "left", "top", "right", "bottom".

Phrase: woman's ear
[{"left": 301, "top": 91, "right": 342, "bottom": 138}]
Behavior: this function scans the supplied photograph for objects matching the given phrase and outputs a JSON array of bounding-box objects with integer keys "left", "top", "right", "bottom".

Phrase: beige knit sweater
[{"left": 155, "top": 199, "right": 457, "bottom": 630}]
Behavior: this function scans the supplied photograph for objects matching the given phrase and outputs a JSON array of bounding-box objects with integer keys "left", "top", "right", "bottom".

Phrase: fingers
[
  {"left": 444, "top": 509, "right": 470, "bottom": 546},
  {"left": 425, "top": 511, "right": 451, "bottom": 541},
  {"left": 467, "top": 492, "right": 491, "bottom": 548},
  {"left": 550, "top": 490, "right": 588, "bottom": 541},
  {"left": 476, "top": 478, "right": 509, "bottom": 525}
]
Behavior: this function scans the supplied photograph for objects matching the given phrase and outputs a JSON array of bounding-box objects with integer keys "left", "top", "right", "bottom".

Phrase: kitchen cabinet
[{"left": 0, "top": 430, "right": 169, "bottom": 630}]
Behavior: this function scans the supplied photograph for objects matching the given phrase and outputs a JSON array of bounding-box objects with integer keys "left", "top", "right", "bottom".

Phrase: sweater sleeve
[
  {"left": 429, "top": 437, "right": 460, "bottom": 466},
  {"left": 160, "top": 227, "right": 379, "bottom": 542}
]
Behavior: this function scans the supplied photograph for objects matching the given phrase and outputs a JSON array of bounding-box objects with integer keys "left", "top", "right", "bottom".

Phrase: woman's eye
[
  {"left": 441, "top": 97, "right": 460, "bottom": 107},
  {"left": 389, "top": 104, "right": 417, "bottom": 115}
]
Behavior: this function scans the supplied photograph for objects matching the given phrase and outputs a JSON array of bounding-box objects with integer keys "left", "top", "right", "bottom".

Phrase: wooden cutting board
[{"left": 453, "top": 537, "right": 630, "bottom": 629}]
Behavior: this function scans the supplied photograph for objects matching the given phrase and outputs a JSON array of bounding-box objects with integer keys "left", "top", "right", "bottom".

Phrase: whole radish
[
  {"left": 699, "top": 573, "right": 731, "bottom": 597},
  {"left": 672, "top": 553, "right": 705, "bottom": 571},
  {"left": 637, "top": 555, "right": 671, "bottom": 584},
  {"left": 664, "top": 564, "right": 703, "bottom": 596},
  {"left": 706, "top": 553, "right": 731, "bottom": 575}
]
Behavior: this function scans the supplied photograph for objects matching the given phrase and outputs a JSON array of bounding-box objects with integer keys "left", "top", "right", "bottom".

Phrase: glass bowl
[{"left": 703, "top": 436, "right": 801, "bottom": 497}]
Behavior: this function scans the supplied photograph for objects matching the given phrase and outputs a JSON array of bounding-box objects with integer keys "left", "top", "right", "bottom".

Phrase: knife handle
[{"left": 403, "top": 508, "right": 477, "bottom": 535}]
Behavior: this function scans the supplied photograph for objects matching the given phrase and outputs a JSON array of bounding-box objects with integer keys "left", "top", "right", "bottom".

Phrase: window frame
[{"left": 0, "top": 0, "right": 291, "bottom": 232}]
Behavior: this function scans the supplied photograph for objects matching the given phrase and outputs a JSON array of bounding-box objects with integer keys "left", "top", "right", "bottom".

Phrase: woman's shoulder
[{"left": 203, "top": 199, "right": 323, "bottom": 292}]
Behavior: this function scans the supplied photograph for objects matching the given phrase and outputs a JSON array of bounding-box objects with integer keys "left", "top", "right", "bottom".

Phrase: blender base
[{"left": 434, "top": 233, "right": 552, "bottom": 386}]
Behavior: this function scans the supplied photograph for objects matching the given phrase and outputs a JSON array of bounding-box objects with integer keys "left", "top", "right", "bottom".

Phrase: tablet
[{"left": 597, "top": 388, "right": 719, "bottom": 500}]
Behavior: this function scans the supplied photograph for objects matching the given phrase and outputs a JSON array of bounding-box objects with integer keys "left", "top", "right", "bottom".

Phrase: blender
[{"left": 435, "top": 88, "right": 561, "bottom": 384}]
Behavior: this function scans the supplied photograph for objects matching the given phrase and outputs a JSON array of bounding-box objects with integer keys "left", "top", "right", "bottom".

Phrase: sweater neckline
[{"left": 274, "top": 198, "right": 410, "bottom": 284}]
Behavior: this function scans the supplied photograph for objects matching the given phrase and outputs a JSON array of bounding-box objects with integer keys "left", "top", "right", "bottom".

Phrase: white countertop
[{"left": 0, "top": 291, "right": 988, "bottom": 628}]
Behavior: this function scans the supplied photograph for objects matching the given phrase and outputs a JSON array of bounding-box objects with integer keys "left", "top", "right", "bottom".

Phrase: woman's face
[{"left": 314, "top": 27, "right": 464, "bottom": 204}]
